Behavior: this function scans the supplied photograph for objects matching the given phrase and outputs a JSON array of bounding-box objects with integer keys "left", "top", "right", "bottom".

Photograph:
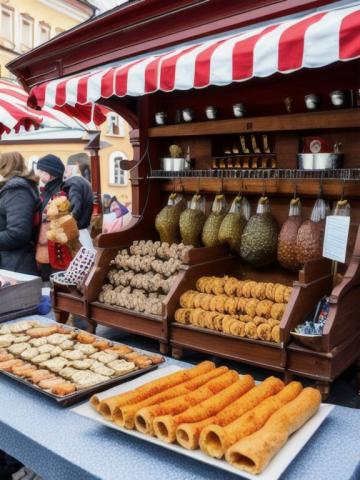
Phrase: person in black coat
[
  {"left": 62, "top": 174, "right": 93, "bottom": 230},
  {"left": 0, "top": 152, "right": 40, "bottom": 275}
]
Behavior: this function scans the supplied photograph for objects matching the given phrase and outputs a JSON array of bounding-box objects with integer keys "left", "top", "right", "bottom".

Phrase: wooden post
[{"left": 84, "top": 131, "right": 102, "bottom": 215}]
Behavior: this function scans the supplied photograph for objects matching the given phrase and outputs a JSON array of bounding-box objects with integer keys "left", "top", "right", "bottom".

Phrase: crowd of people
[{"left": 0, "top": 152, "right": 93, "bottom": 279}]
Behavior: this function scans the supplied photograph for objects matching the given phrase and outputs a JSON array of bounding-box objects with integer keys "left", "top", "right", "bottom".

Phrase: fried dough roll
[
  {"left": 226, "top": 387, "right": 321, "bottom": 474},
  {"left": 174, "top": 375, "right": 255, "bottom": 449},
  {"left": 199, "top": 376, "right": 284, "bottom": 454},
  {"left": 96, "top": 360, "right": 215, "bottom": 419},
  {"left": 200, "top": 381, "right": 303, "bottom": 458},
  {"left": 135, "top": 367, "right": 238, "bottom": 434},
  {"left": 153, "top": 371, "right": 243, "bottom": 443},
  {"left": 114, "top": 366, "right": 229, "bottom": 429}
]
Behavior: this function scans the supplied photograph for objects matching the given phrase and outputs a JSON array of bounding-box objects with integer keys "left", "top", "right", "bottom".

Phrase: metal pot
[
  {"left": 155, "top": 112, "right": 166, "bottom": 125},
  {"left": 297, "top": 153, "right": 344, "bottom": 170},
  {"left": 330, "top": 90, "right": 345, "bottom": 107},
  {"left": 182, "top": 108, "right": 194, "bottom": 122},
  {"left": 172, "top": 158, "right": 187, "bottom": 171},
  {"left": 160, "top": 158, "right": 173, "bottom": 171},
  {"left": 233, "top": 103, "right": 245, "bottom": 117},
  {"left": 205, "top": 106, "right": 217, "bottom": 120},
  {"left": 304, "top": 94, "right": 319, "bottom": 110}
]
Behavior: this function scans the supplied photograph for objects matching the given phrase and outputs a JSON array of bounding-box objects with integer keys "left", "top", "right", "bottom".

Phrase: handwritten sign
[{"left": 323, "top": 215, "right": 350, "bottom": 263}]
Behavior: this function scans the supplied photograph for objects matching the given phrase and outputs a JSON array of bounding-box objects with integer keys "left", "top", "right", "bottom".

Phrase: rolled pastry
[
  {"left": 114, "top": 366, "right": 229, "bottom": 429},
  {"left": 135, "top": 367, "right": 240, "bottom": 435},
  {"left": 96, "top": 360, "right": 215, "bottom": 419},
  {"left": 153, "top": 371, "right": 242, "bottom": 443},
  {"left": 225, "top": 387, "right": 321, "bottom": 474},
  {"left": 199, "top": 376, "right": 284, "bottom": 453},
  {"left": 174, "top": 375, "right": 254, "bottom": 450},
  {"left": 200, "top": 381, "right": 302, "bottom": 458},
  {"left": 257, "top": 323, "right": 272, "bottom": 342},
  {"left": 244, "top": 322, "right": 258, "bottom": 339}
]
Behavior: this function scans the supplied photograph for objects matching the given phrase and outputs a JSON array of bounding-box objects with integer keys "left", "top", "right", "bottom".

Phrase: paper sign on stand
[{"left": 322, "top": 215, "right": 350, "bottom": 263}]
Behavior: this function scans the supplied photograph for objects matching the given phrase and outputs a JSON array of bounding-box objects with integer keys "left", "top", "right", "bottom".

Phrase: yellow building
[{"left": 0, "top": 0, "right": 133, "bottom": 208}]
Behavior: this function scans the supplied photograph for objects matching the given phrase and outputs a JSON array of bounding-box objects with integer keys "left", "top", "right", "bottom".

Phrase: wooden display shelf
[
  {"left": 171, "top": 323, "right": 285, "bottom": 372},
  {"left": 52, "top": 288, "right": 86, "bottom": 318},
  {"left": 159, "top": 177, "right": 360, "bottom": 198},
  {"left": 168, "top": 257, "right": 333, "bottom": 380},
  {"left": 148, "top": 109, "right": 360, "bottom": 137},
  {"left": 84, "top": 239, "right": 233, "bottom": 353}
]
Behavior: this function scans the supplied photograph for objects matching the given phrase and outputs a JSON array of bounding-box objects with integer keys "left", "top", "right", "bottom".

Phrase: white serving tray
[{"left": 72, "top": 366, "right": 334, "bottom": 480}]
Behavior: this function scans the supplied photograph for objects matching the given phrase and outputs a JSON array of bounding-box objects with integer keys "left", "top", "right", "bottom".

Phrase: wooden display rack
[{"left": 84, "top": 221, "right": 232, "bottom": 354}]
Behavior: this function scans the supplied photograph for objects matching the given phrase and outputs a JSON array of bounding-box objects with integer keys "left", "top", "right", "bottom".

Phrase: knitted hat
[{"left": 37, "top": 154, "right": 65, "bottom": 178}]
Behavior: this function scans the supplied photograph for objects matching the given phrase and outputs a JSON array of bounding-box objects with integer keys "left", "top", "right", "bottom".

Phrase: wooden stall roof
[{"left": 8, "top": 0, "right": 338, "bottom": 89}]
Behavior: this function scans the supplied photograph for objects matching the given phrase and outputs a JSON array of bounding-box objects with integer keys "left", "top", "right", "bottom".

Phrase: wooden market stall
[{"left": 10, "top": 0, "right": 360, "bottom": 395}]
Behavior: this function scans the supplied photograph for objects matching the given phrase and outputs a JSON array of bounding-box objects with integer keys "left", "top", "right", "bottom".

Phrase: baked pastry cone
[
  {"left": 226, "top": 387, "right": 321, "bottom": 474},
  {"left": 199, "top": 376, "right": 284, "bottom": 454},
  {"left": 96, "top": 360, "right": 215, "bottom": 419},
  {"left": 200, "top": 381, "right": 302, "bottom": 458},
  {"left": 113, "top": 366, "right": 230, "bottom": 429},
  {"left": 153, "top": 371, "right": 241, "bottom": 443},
  {"left": 135, "top": 367, "right": 243, "bottom": 435}
]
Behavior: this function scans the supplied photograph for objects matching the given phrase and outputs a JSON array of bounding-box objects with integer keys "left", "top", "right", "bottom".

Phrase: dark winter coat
[
  {"left": 40, "top": 176, "right": 63, "bottom": 214},
  {"left": 0, "top": 176, "right": 40, "bottom": 275},
  {"left": 62, "top": 175, "right": 93, "bottom": 229}
]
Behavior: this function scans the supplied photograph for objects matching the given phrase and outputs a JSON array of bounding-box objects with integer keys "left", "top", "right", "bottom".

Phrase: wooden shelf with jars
[{"left": 148, "top": 108, "right": 360, "bottom": 137}]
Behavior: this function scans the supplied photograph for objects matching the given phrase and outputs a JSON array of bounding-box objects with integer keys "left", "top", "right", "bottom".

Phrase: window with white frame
[
  {"left": 54, "top": 27, "right": 65, "bottom": 37},
  {"left": 109, "top": 151, "right": 128, "bottom": 186},
  {"left": 106, "top": 112, "right": 125, "bottom": 137},
  {"left": 20, "top": 14, "right": 34, "bottom": 50},
  {"left": 38, "top": 21, "right": 50, "bottom": 45},
  {"left": 0, "top": 5, "right": 14, "bottom": 45}
]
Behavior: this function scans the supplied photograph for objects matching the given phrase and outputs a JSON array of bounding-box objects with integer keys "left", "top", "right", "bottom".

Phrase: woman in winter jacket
[{"left": 0, "top": 152, "right": 40, "bottom": 275}]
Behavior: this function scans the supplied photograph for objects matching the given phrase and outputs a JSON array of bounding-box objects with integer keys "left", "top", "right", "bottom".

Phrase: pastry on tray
[{"left": 0, "top": 320, "right": 164, "bottom": 399}]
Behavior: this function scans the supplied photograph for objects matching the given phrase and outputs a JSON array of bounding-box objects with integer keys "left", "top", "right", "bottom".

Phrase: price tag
[{"left": 322, "top": 215, "right": 350, "bottom": 263}]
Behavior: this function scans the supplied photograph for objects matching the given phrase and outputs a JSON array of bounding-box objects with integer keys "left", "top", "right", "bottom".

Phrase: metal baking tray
[{"left": 0, "top": 322, "right": 161, "bottom": 406}]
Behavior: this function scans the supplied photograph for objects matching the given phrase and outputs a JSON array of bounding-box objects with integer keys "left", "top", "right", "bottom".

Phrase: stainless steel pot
[
  {"left": 160, "top": 157, "right": 188, "bottom": 171},
  {"left": 160, "top": 158, "right": 173, "bottom": 171},
  {"left": 297, "top": 153, "right": 344, "bottom": 170}
]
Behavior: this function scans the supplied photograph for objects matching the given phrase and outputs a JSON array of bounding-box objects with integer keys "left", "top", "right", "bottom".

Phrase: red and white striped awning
[
  {"left": 29, "top": 4, "right": 360, "bottom": 110},
  {"left": 0, "top": 79, "right": 106, "bottom": 133}
]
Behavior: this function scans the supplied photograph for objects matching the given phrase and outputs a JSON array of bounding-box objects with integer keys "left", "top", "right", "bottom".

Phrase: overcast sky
[{"left": 91, "top": 0, "right": 130, "bottom": 14}]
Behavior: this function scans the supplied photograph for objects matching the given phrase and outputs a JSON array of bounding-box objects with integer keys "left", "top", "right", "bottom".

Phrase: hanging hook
[
  {"left": 197, "top": 176, "right": 201, "bottom": 195},
  {"left": 179, "top": 177, "right": 184, "bottom": 194}
]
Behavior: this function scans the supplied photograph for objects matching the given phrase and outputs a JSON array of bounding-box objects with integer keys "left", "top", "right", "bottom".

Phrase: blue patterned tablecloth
[{"left": 0, "top": 316, "right": 360, "bottom": 480}]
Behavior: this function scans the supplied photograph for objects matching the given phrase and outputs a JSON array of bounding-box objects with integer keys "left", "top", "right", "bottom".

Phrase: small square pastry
[
  {"left": 9, "top": 321, "right": 32, "bottom": 333},
  {"left": 11, "top": 363, "right": 36, "bottom": 377},
  {"left": 38, "top": 377, "right": 65, "bottom": 390},
  {"left": 72, "top": 371, "right": 108, "bottom": 388},
  {"left": 13, "top": 335, "right": 31, "bottom": 344},
  {"left": 32, "top": 353, "right": 51, "bottom": 364},
  {"left": 60, "top": 340, "right": 74, "bottom": 350},
  {"left": 76, "top": 332, "right": 96, "bottom": 344},
  {"left": 0, "top": 352, "right": 14, "bottom": 362},
  {"left": 29, "top": 337, "right": 48, "bottom": 347},
  {"left": 107, "top": 360, "right": 136, "bottom": 375},
  {"left": 90, "top": 351, "right": 117, "bottom": 364},
  {"left": 42, "top": 358, "right": 69, "bottom": 373},
  {"left": 90, "top": 363, "right": 115, "bottom": 377},
  {"left": 21, "top": 347, "right": 39, "bottom": 360},
  {"left": 104, "top": 349, "right": 120, "bottom": 358},
  {"left": 74, "top": 343, "right": 97, "bottom": 355},
  {"left": 51, "top": 383, "right": 76, "bottom": 396},
  {"left": 59, "top": 366, "right": 78, "bottom": 380},
  {"left": 61, "top": 350, "right": 85, "bottom": 361},
  {"left": 47, "top": 334, "right": 72, "bottom": 345},
  {"left": 0, "top": 325, "right": 11, "bottom": 335},
  {"left": 0, "top": 358, "right": 23, "bottom": 372},
  {"left": 38, "top": 344, "right": 56, "bottom": 355},
  {"left": 0, "top": 334, "right": 16, "bottom": 348},
  {"left": 8, "top": 343, "right": 30, "bottom": 355},
  {"left": 50, "top": 346, "right": 63, "bottom": 358},
  {"left": 27, "top": 326, "right": 59, "bottom": 338},
  {"left": 71, "top": 359, "right": 95, "bottom": 370}
]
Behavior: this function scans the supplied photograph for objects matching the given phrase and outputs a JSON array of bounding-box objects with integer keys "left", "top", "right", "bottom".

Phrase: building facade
[{"left": 0, "top": 0, "right": 133, "bottom": 208}]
